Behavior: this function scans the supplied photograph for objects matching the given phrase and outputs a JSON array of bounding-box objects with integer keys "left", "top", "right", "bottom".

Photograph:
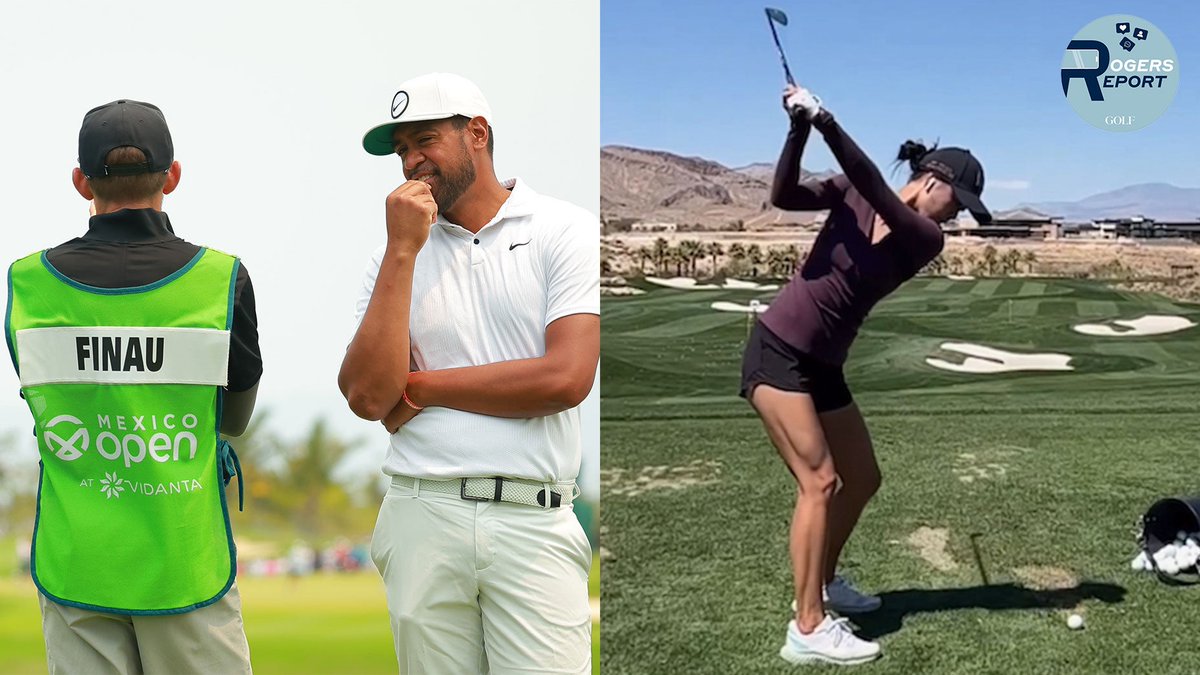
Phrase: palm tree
[
  {"left": 923, "top": 254, "right": 948, "bottom": 276},
  {"left": 678, "top": 240, "right": 704, "bottom": 277},
  {"left": 652, "top": 237, "right": 670, "bottom": 275},
  {"left": 766, "top": 246, "right": 789, "bottom": 277},
  {"left": 1023, "top": 250, "right": 1038, "bottom": 274},
  {"left": 981, "top": 245, "right": 998, "bottom": 276},
  {"left": 1002, "top": 249, "right": 1023, "bottom": 275},
  {"left": 285, "top": 419, "right": 360, "bottom": 536},
  {"left": 707, "top": 242, "right": 725, "bottom": 276},
  {"left": 747, "top": 244, "right": 765, "bottom": 278},
  {"left": 659, "top": 246, "right": 678, "bottom": 277},
  {"left": 940, "top": 254, "right": 953, "bottom": 275},
  {"left": 221, "top": 411, "right": 286, "bottom": 506},
  {"left": 728, "top": 242, "right": 747, "bottom": 263},
  {"left": 635, "top": 246, "right": 653, "bottom": 275},
  {"left": 785, "top": 244, "right": 803, "bottom": 276},
  {"left": 961, "top": 252, "right": 978, "bottom": 275},
  {"left": 726, "top": 243, "right": 748, "bottom": 276}
]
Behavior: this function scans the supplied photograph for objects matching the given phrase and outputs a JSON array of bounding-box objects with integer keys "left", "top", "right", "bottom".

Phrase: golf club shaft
[
  {"left": 970, "top": 534, "right": 990, "bottom": 585},
  {"left": 766, "top": 17, "right": 796, "bottom": 86}
]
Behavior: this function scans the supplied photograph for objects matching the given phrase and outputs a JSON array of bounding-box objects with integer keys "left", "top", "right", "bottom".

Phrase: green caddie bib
[{"left": 5, "top": 247, "right": 241, "bottom": 614}]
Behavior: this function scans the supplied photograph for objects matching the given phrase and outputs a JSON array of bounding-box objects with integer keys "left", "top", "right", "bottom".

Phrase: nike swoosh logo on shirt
[{"left": 509, "top": 240, "right": 532, "bottom": 251}]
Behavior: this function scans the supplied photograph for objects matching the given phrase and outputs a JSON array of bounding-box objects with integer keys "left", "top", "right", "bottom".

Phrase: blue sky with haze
[{"left": 602, "top": 0, "right": 1199, "bottom": 209}]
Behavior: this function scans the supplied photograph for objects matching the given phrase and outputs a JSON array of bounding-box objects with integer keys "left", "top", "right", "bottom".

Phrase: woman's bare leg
[
  {"left": 819, "top": 402, "right": 882, "bottom": 583},
  {"left": 751, "top": 385, "right": 838, "bottom": 633}
]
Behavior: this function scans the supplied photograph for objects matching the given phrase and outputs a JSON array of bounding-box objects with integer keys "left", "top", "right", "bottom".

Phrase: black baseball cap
[
  {"left": 78, "top": 100, "right": 174, "bottom": 178},
  {"left": 918, "top": 148, "right": 991, "bottom": 224}
]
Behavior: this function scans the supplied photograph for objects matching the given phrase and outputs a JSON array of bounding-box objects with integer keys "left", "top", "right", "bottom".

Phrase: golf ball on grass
[{"left": 1067, "top": 614, "right": 1085, "bottom": 630}]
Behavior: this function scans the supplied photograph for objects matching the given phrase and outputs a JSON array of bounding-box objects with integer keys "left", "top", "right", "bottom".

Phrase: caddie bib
[{"left": 5, "top": 247, "right": 240, "bottom": 614}]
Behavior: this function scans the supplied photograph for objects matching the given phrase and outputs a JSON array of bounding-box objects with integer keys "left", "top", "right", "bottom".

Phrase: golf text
[{"left": 43, "top": 412, "right": 202, "bottom": 467}]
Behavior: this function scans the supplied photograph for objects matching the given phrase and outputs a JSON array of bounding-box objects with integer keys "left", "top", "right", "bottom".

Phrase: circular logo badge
[
  {"left": 391, "top": 91, "right": 409, "bottom": 120},
  {"left": 1061, "top": 15, "right": 1179, "bottom": 132}
]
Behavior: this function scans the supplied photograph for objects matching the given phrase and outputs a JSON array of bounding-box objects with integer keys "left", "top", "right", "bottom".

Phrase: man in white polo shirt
[{"left": 338, "top": 72, "right": 598, "bottom": 674}]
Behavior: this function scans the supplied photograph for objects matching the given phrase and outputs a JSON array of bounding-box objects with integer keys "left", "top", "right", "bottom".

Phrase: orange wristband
[{"left": 402, "top": 390, "right": 424, "bottom": 411}]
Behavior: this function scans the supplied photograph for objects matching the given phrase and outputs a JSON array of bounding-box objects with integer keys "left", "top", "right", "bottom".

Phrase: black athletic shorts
[{"left": 739, "top": 321, "right": 853, "bottom": 413}]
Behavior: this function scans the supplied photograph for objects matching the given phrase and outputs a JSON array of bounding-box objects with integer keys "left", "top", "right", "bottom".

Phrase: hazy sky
[
  {"left": 602, "top": 0, "right": 1200, "bottom": 209},
  {"left": 0, "top": 0, "right": 600, "bottom": 498}
]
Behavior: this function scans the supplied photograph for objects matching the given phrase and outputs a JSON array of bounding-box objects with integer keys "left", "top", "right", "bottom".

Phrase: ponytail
[{"left": 895, "top": 139, "right": 939, "bottom": 180}]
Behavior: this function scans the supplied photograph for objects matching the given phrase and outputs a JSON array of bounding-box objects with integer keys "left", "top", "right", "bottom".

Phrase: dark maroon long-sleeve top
[{"left": 758, "top": 111, "right": 944, "bottom": 366}]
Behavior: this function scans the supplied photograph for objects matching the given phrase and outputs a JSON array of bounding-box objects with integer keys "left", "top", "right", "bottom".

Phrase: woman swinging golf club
[{"left": 741, "top": 83, "right": 990, "bottom": 665}]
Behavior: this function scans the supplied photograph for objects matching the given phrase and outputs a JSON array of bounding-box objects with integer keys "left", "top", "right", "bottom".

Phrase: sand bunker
[
  {"left": 1012, "top": 566, "right": 1078, "bottom": 591},
  {"left": 1072, "top": 314, "right": 1196, "bottom": 337},
  {"left": 947, "top": 275, "right": 977, "bottom": 281},
  {"left": 711, "top": 301, "right": 769, "bottom": 314},
  {"left": 601, "top": 286, "right": 646, "bottom": 296},
  {"left": 644, "top": 277, "right": 779, "bottom": 291},
  {"left": 926, "top": 342, "right": 1073, "bottom": 374},
  {"left": 601, "top": 460, "right": 722, "bottom": 498},
  {"left": 645, "top": 277, "right": 721, "bottom": 290},
  {"left": 723, "top": 278, "right": 780, "bottom": 291},
  {"left": 907, "top": 527, "right": 958, "bottom": 571}
]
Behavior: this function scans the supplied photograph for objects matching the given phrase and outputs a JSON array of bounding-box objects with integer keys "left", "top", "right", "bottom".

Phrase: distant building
[
  {"left": 1093, "top": 216, "right": 1200, "bottom": 242},
  {"left": 631, "top": 221, "right": 677, "bottom": 233},
  {"left": 944, "top": 207, "right": 1062, "bottom": 239}
]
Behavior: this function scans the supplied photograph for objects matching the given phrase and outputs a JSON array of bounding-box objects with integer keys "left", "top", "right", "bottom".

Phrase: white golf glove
[{"left": 783, "top": 85, "right": 822, "bottom": 120}]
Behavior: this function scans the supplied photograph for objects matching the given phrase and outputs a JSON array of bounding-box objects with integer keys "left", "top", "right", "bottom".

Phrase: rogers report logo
[{"left": 1061, "top": 14, "right": 1179, "bottom": 131}]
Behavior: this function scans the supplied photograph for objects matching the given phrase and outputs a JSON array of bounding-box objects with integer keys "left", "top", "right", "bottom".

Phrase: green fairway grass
[
  {"left": 0, "top": 549, "right": 600, "bottom": 674},
  {"left": 601, "top": 277, "right": 1200, "bottom": 674}
]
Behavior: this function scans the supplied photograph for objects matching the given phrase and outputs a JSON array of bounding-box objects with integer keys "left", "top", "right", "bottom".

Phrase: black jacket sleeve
[
  {"left": 812, "top": 110, "right": 943, "bottom": 255},
  {"left": 771, "top": 117, "right": 848, "bottom": 211},
  {"left": 227, "top": 264, "right": 262, "bottom": 392}
]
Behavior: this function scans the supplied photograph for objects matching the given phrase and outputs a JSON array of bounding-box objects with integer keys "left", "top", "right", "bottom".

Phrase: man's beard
[{"left": 431, "top": 143, "right": 477, "bottom": 213}]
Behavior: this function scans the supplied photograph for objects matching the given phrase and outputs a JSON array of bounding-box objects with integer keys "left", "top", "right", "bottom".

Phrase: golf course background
[
  {"left": 0, "top": 413, "right": 601, "bottom": 673},
  {"left": 0, "top": 544, "right": 599, "bottom": 674},
  {"left": 602, "top": 275, "right": 1200, "bottom": 673}
]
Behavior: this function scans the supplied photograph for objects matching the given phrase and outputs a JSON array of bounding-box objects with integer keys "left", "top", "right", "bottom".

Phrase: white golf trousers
[{"left": 371, "top": 478, "right": 592, "bottom": 674}]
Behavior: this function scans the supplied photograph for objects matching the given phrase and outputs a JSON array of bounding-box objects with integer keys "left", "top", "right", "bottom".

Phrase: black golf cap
[
  {"left": 918, "top": 148, "right": 991, "bottom": 224},
  {"left": 78, "top": 100, "right": 173, "bottom": 178}
]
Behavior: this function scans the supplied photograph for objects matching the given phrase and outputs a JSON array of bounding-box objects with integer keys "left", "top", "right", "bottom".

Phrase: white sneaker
[
  {"left": 779, "top": 616, "right": 882, "bottom": 666},
  {"left": 789, "top": 576, "right": 883, "bottom": 615}
]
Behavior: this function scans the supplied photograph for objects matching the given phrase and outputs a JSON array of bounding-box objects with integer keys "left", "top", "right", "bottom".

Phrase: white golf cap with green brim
[{"left": 362, "top": 72, "right": 493, "bottom": 156}]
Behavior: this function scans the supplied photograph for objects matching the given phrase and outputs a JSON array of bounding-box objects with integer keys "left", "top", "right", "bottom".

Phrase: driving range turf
[{"left": 601, "top": 276, "right": 1200, "bottom": 674}]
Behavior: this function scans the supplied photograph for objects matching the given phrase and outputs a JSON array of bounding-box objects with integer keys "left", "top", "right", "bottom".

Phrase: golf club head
[{"left": 765, "top": 7, "right": 788, "bottom": 26}]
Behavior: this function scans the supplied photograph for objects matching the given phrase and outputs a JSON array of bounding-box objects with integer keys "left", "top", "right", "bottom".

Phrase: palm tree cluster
[
  {"left": 923, "top": 246, "right": 1039, "bottom": 276},
  {"left": 631, "top": 238, "right": 805, "bottom": 279}
]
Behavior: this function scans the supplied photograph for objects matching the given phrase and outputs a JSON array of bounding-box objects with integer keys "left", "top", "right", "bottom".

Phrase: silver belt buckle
[{"left": 461, "top": 477, "right": 503, "bottom": 502}]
